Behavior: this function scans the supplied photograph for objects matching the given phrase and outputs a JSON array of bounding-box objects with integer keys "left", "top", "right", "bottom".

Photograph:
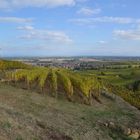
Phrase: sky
[{"left": 0, "top": 0, "right": 140, "bottom": 57}]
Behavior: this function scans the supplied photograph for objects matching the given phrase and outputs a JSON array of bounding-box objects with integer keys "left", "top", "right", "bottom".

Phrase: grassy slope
[{"left": 0, "top": 84, "right": 140, "bottom": 140}]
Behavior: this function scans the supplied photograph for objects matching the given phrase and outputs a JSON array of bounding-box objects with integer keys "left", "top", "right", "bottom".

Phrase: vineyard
[
  {"left": 0, "top": 60, "right": 140, "bottom": 108},
  {"left": 0, "top": 60, "right": 30, "bottom": 70},
  {"left": 107, "top": 85, "right": 140, "bottom": 109},
  {"left": 0, "top": 61, "right": 140, "bottom": 139},
  {"left": 5, "top": 67, "right": 103, "bottom": 104},
  {"left": 80, "top": 68, "right": 140, "bottom": 109}
]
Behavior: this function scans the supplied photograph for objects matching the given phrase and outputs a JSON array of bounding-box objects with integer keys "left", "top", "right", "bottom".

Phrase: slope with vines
[{"left": 6, "top": 67, "right": 103, "bottom": 104}]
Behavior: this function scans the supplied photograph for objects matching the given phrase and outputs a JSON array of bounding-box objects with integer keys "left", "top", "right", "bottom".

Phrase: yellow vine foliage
[
  {"left": 6, "top": 67, "right": 103, "bottom": 103},
  {"left": 56, "top": 69, "right": 73, "bottom": 98},
  {"left": 49, "top": 69, "right": 58, "bottom": 96},
  {"left": 38, "top": 68, "right": 50, "bottom": 90}
]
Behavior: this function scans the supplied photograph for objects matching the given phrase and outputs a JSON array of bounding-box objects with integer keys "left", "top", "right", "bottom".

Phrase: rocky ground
[{"left": 0, "top": 83, "right": 140, "bottom": 140}]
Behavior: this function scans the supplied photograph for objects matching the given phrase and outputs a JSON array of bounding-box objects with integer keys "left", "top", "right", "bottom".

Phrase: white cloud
[
  {"left": 77, "top": 7, "right": 101, "bottom": 16},
  {"left": 0, "top": 17, "right": 33, "bottom": 23},
  {"left": 70, "top": 16, "right": 140, "bottom": 25},
  {"left": 18, "top": 26, "right": 73, "bottom": 43},
  {"left": 17, "top": 25, "right": 34, "bottom": 30},
  {"left": 97, "top": 40, "right": 108, "bottom": 44},
  {"left": 0, "top": 0, "right": 85, "bottom": 10},
  {"left": 114, "top": 29, "right": 140, "bottom": 40},
  {"left": 13, "top": 0, "right": 75, "bottom": 8}
]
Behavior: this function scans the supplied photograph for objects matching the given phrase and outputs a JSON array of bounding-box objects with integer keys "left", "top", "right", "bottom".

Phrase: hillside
[
  {"left": 0, "top": 83, "right": 140, "bottom": 140},
  {"left": 79, "top": 67, "right": 140, "bottom": 109},
  {"left": 1, "top": 0, "right": 140, "bottom": 139}
]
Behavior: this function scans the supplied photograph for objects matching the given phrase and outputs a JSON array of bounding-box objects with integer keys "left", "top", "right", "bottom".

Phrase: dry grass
[{"left": 0, "top": 83, "right": 140, "bottom": 140}]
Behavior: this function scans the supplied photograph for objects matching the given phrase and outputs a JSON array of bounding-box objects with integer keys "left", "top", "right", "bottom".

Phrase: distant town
[{"left": 4, "top": 56, "right": 140, "bottom": 70}]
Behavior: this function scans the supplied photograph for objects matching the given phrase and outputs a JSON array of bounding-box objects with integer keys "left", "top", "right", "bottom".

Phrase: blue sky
[{"left": 0, "top": 0, "right": 140, "bottom": 57}]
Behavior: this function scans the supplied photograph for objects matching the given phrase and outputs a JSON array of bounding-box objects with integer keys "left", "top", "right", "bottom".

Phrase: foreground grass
[{"left": 0, "top": 83, "right": 140, "bottom": 140}]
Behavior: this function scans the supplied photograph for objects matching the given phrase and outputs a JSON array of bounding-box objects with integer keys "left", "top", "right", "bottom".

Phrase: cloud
[
  {"left": 97, "top": 40, "right": 108, "bottom": 45},
  {"left": 77, "top": 7, "right": 101, "bottom": 16},
  {"left": 113, "top": 29, "right": 140, "bottom": 40},
  {"left": 0, "top": 0, "right": 86, "bottom": 10},
  {"left": 70, "top": 16, "right": 140, "bottom": 25},
  {"left": 0, "top": 17, "right": 33, "bottom": 23},
  {"left": 17, "top": 25, "right": 34, "bottom": 30},
  {"left": 18, "top": 26, "right": 73, "bottom": 43}
]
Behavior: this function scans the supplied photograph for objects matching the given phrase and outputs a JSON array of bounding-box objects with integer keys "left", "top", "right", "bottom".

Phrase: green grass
[{"left": 1, "top": 121, "right": 12, "bottom": 130}]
